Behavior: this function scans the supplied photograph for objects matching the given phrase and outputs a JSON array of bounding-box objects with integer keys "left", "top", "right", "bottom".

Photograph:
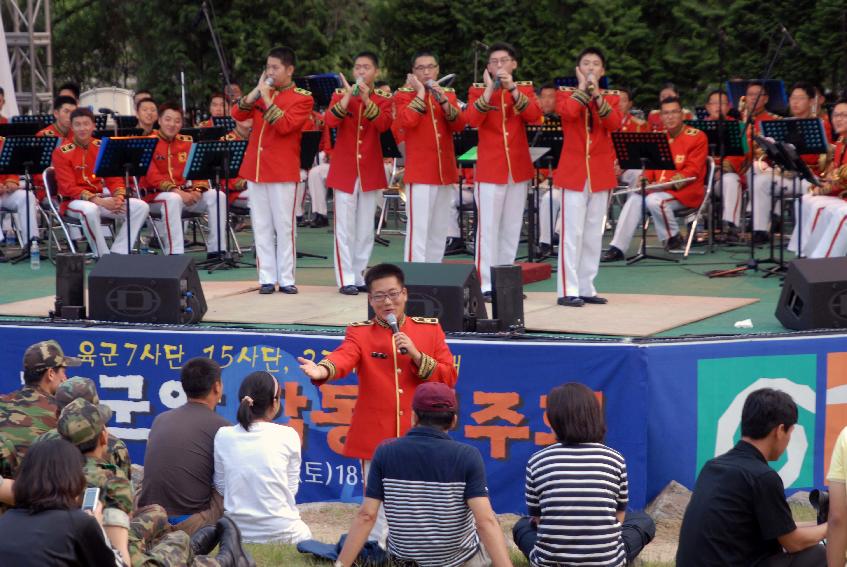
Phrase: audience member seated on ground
[
  {"left": 0, "top": 438, "right": 125, "bottom": 566},
  {"left": 826, "top": 425, "right": 847, "bottom": 565},
  {"left": 138, "top": 357, "right": 230, "bottom": 535},
  {"left": 34, "top": 376, "right": 132, "bottom": 478},
  {"left": 214, "top": 370, "right": 311, "bottom": 544},
  {"left": 676, "top": 388, "right": 827, "bottom": 566},
  {"left": 336, "top": 382, "right": 513, "bottom": 567},
  {"left": 0, "top": 340, "right": 80, "bottom": 476},
  {"left": 512, "top": 382, "right": 655, "bottom": 567}
]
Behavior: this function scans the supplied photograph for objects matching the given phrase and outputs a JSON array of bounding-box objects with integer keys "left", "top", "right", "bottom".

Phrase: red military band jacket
[
  {"left": 51, "top": 138, "right": 125, "bottom": 214},
  {"left": 465, "top": 82, "right": 542, "bottom": 184},
  {"left": 139, "top": 132, "right": 208, "bottom": 201},
  {"left": 620, "top": 114, "right": 647, "bottom": 133},
  {"left": 644, "top": 126, "right": 708, "bottom": 209},
  {"left": 317, "top": 315, "right": 458, "bottom": 460},
  {"left": 394, "top": 87, "right": 466, "bottom": 186},
  {"left": 554, "top": 87, "right": 623, "bottom": 192},
  {"left": 221, "top": 129, "right": 249, "bottom": 204},
  {"left": 325, "top": 88, "right": 394, "bottom": 193},
  {"left": 231, "top": 83, "right": 313, "bottom": 184}
]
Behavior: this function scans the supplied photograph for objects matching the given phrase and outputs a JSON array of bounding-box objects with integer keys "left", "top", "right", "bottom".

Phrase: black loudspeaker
[
  {"left": 55, "top": 253, "right": 86, "bottom": 319},
  {"left": 89, "top": 255, "right": 206, "bottom": 324},
  {"left": 367, "top": 262, "right": 487, "bottom": 331},
  {"left": 492, "top": 265, "right": 525, "bottom": 332},
  {"left": 776, "top": 258, "right": 847, "bottom": 330}
]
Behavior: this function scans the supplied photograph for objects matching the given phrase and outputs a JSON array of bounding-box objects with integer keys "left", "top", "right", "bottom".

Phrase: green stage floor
[{"left": 0, "top": 224, "right": 792, "bottom": 339}]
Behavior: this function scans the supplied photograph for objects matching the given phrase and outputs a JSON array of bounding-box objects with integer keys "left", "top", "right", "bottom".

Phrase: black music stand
[
  {"left": 294, "top": 74, "right": 342, "bottom": 109},
  {"left": 93, "top": 137, "right": 158, "bottom": 255},
  {"left": 180, "top": 127, "right": 228, "bottom": 142},
  {"left": 0, "top": 123, "right": 42, "bottom": 136},
  {"left": 182, "top": 139, "right": 252, "bottom": 271},
  {"left": 95, "top": 128, "right": 144, "bottom": 139},
  {"left": 447, "top": 128, "right": 479, "bottom": 256},
  {"left": 11, "top": 114, "right": 54, "bottom": 126},
  {"left": 375, "top": 130, "right": 404, "bottom": 247},
  {"left": 94, "top": 114, "right": 108, "bottom": 130},
  {"left": 0, "top": 136, "right": 59, "bottom": 263},
  {"left": 211, "top": 116, "right": 236, "bottom": 131},
  {"left": 114, "top": 115, "right": 138, "bottom": 129},
  {"left": 522, "top": 121, "right": 562, "bottom": 262},
  {"left": 611, "top": 131, "right": 678, "bottom": 265},
  {"left": 297, "top": 130, "right": 327, "bottom": 259}
]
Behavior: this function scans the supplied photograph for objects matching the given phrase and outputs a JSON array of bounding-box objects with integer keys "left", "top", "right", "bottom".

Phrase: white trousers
[
  {"left": 447, "top": 186, "right": 474, "bottom": 238},
  {"left": 65, "top": 197, "right": 149, "bottom": 257},
  {"left": 611, "top": 191, "right": 685, "bottom": 252},
  {"left": 248, "top": 181, "right": 297, "bottom": 286},
  {"left": 619, "top": 169, "right": 642, "bottom": 189},
  {"left": 714, "top": 172, "right": 742, "bottom": 226},
  {"left": 0, "top": 188, "right": 38, "bottom": 243},
  {"left": 474, "top": 180, "right": 527, "bottom": 293},
  {"left": 751, "top": 169, "right": 810, "bottom": 231},
  {"left": 788, "top": 194, "right": 832, "bottom": 256},
  {"left": 293, "top": 169, "right": 308, "bottom": 218},
  {"left": 804, "top": 198, "right": 847, "bottom": 258},
  {"left": 403, "top": 183, "right": 453, "bottom": 263},
  {"left": 306, "top": 163, "right": 329, "bottom": 216},
  {"left": 333, "top": 180, "right": 379, "bottom": 288},
  {"left": 539, "top": 187, "right": 562, "bottom": 245},
  {"left": 149, "top": 190, "right": 227, "bottom": 255},
  {"left": 558, "top": 184, "right": 608, "bottom": 298}
]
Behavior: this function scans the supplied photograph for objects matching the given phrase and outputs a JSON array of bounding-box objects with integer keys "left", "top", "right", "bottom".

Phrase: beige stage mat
[{"left": 2, "top": 283, "right": 758, "bottom": 337}]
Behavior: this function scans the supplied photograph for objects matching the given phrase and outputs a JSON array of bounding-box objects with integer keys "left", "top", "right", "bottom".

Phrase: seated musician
[
  {"left": 615, "top": 86, "right": 648, "bottom": 189},
  {"left": 37, "top": 95, "right": 77, "bottom": 142},
  {"left": 0, "top": 160, "right": 35, "bottom": 253},
  {"left": 646, "top": 83, "right": 694, "bottom": 131},
  {"left": 0, "top": 87, "right": 8, "bottom": 124},
  {"left": 52, "top": 108, "right": 150, "bottom": 257},
  {"left": 602, "top": 97, "right": 708, "bottom": 261},
  {"left": 198, "top": 93, "right": 226, "bottom": 128},
  {"left": 304, "top": 116, "right": 332, "bottom": 228},
  {"left": 794, "top": 99, "right": 847, "bottom": 258},
  {"left": 536, "top": 82, "right": 562, "bottom": 256},
  {"left": 135, "top": 97, "right": 158, "bottom": 136},
  {"left": 221, "top": 117, "right": 252, "bottom": 209},
  {"left": 139, "top": 102, "right": 227, "bottom": 257},
  {"left": 703, "top": 89, "right": 746, "bottom": 242}
]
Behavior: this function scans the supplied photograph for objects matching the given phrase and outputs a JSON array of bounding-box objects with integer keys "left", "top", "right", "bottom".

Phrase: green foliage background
[{"left": 51, "top": 0, "right": 847, "bottom": 110}]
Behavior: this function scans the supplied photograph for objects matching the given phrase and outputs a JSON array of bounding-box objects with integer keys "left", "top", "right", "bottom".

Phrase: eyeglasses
[
  {"left": 414, "top": 64, "right": 438, "bottom": 72},
  {"left": 660, "top": 109, "right": 682, "bottom": 116},
  {"left": 370, "top": 290, "right": 403, "bottom": 303},
  {"left": 832, "top": 112, "right": 847, "bottom": 119},
  {"left": 488, "top": 57, "right": 512, "bottom": 65}
]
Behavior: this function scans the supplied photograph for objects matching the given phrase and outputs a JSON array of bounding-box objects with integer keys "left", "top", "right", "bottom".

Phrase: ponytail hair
[{"left": 236, "top": 371, "right": 280, "bottom": 431}]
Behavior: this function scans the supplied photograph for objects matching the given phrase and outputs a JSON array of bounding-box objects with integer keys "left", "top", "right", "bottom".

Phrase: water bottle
[
  {"left": 29, "top": 240, "right": 40, "bottom": 270},
  {"left": 139, "top": 234, "right": 150, "bottom": 255}
]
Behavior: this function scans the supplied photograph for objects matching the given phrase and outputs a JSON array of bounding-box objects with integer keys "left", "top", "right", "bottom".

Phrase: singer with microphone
[
  {"left": 298, "top": 263, "right": 457, "bottom": 543},
  {"left": 394, "top": 50, "right": 467, "bottom": 264},
  {"left": 466, "top": 42, "right": 542, "bottom": 298},
  {"left": 232, "top": 46, "right": 314, "bottom": 294}
]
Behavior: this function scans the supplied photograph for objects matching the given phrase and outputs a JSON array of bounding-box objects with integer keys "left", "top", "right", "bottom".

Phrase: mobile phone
[{"left": 81, "top": 487, "right": 99, "bottom": 511}]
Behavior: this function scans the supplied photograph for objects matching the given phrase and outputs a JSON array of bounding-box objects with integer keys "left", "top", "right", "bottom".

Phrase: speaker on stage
[
  {"left": 367, "top": 262, "right": 487, "bottom": 331},
  {"left": 491, "top": 265, "right": 525, "bottom": 332},
  {"left": 89, "top": 255, "right": 206, "bottom": 324},
  {"left": 776, "top": 257, "right": 847, "bottom": 330},
  {"left": 55, "top": 253, "right": 86, "bottom": 319}
]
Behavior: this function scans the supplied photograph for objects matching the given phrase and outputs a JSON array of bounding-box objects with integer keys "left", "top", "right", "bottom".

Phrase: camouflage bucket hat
[
  {"left": 55, "top": 377, "right": 100, "bottom": 410},
  {"left": 57, "top": 398, "right": 112, "bottom": 447},
  {"left": 23, "top": 340, "right": 82, "bottom": 373}
]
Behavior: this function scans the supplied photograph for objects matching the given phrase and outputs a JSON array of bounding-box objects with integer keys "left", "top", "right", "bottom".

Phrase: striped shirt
[
  {"left": 366, "top": 426, "right": 489, "bottom": 567},
  {"left": 525, "top": 442, "right": 629, "bottom": 567}
]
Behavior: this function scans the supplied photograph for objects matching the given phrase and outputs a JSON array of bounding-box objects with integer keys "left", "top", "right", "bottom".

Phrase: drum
[{"left": 79, "top": 87, "right": 134, "bottom": 116}]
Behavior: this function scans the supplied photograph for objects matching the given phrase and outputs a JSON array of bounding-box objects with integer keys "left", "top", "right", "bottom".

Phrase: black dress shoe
[
  {"left": 444, "top": 237, "right": 466, "bottom": 255},
  {"left": 296, "top": 215, "right": 307, "bottom": 228},
  {"left": 752, "top": 230, "right": 770, "bottom": 245},
  {"left": 482, "top": 291, "right": 492, "bottom": 303},
  {"left": 665, "top": 234, "right": 684, "bottom": 251},
  {"left": 259, "top": 284, "right": 275, "bottom": 294},
  {"left": 206, "top": 251, "right": 225, "bottom": 260},
  {"left": 339, "top": 285, "right": 359, "bottom": 295},
  {"left": 190, "top": 524, "right": 220, "bottom": 557},
  {"left": 600, "top": 246, "right": 624, "bottom": 263},
  {"left": 580, "top": 295, "right": 608, "bottom": 304},
  {"left": 279, "top": 285, "right": 298, "bottom": 294},
  {"left": 309, "top": 214, "right": 329, "bottom": 228},
  {"left": 557, "top": 296, "right": 585, "bottom": 307},
  {"left": 356, "top": 285, "right": 368, "bottom": 292},
  {"left": 724, "top": 223, "right": 741, "bottom": 244},
  {"left": 215, "top": 515, "right": 255, "bottom": 567},
  {"left": 538, "top": 243, "right": 554, "bottom": 257}
]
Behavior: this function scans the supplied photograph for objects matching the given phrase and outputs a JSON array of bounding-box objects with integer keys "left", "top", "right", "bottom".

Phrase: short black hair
[
  {"left": 546, "top": 382, "right": 605, "bottom": 444},
  {"left": 414, "top": 409, "right": 456, "bottom": 430},
  {"left": 158, "top": 101, "right": 184, "bottom": 117},
  {"left": 576, "top": 47, "right": 606, "bottom": 68},
  {"left": 135, "top": 89, "right": 152, "bottom": 98},
  {"left": 237, "top": 371, "right": 279, "bottom": 431},
  {"left": 707, "top": 89, "right": 728, "bottom": 103},
  {"left": 70, "top": 107, "right": 95, "bottom": 123},
  {"left": 14, "top": 439, "right": 86, "bottom": 512},
  {"left": 741, "top": 388, "right": 798, "bottom": 439},
  {"left": 660, "top": 96, "right": 682, "bottom": 108},
  {"left": 364, "top": 263, "right": 405, "bottom": 291},
  {"left": 487, "top": 42, "right": 517, "bottom": 61},
  {"left": 210, "top": 92, "right": 225, "bottom": 103},
  {"left": 0, "top": 87, "right": 5, "bottom": 96},
  {"left": 354, "top": 51, "right": 380, "bottom": 68},
  {"left": 181, "top": 357, "right": 222, "bottom": 399},
  {"left": 618, "top": 86, "right": 634, "bottom": 100},
  {"left": 539, "top": 82, "right": 557, "bottom": 93},
  {"left": 411, "top": 50, "right": 438, "bottom": 69},
  {"left": 53, "top": 95, "right": 77, "bottom": 112},
  {"left": 23, "top": 367, "right": 48, "bottom": 385},
  {"left": 375, "top": 80, "right": 390, "bottom": 90},
  {"left": 790, "top": 81, "right": 816, "bottom": 101},
  {"left": 57, "top": 81, "right": 81, "bottom": 100},
  {"left": 660, "top": 82, "right": 679, "bottom": 96},
  {"left": 135, "top": 97, "right": 157, "bottom": 112},
  {"left": 746, "top": 80, "right": 766, "bottom": 90},
  {"left": 268, "top": 46, "right": 297, "bottom": 67}
]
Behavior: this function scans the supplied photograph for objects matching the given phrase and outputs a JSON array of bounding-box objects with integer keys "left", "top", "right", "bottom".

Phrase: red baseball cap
[{"left": 412, "top": 382, "right": 457, "bottom": 412}]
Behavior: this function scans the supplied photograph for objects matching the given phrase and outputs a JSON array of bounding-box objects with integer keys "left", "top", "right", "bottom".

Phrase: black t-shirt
[
  {"left": 0, "top": 508, "right": 120, "bottom": 566},
  {"left": 676, "top": 440, "right": 796, "bottom": 566}
]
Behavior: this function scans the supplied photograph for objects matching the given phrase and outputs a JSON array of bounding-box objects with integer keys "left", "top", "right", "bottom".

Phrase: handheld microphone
[
  {"left": 385, "top": 313, "right": 407, "bottom": 354},
  {"left": 264, "top": 76, "right": 275, "bottom": 87},
  {"left": 492, "top": 77, "right": 501, "bottom": 90},
  {"left": 353, "top": 76, "right": 364, "bottom": 96},
  {"left": 436, "top": 73, "right": 456, "bottom": 87},
  {"left": 586, "top": 73, "right": 596, "bottom": 95}
]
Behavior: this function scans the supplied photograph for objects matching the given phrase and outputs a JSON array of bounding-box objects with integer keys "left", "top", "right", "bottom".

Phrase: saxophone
[{"left": 814, "top": 142, "right": 847, "bottom": 196}]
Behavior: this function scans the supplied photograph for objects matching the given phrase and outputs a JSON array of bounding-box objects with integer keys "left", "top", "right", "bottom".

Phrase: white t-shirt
[{"left": 213, "top": 421, "right": 310, "bottom": 543}]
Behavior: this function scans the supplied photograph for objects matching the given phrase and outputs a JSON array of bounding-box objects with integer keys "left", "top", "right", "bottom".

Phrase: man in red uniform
[
  {"left": 232, "top": 46, "right": 313, "bottom": 294},
  {"left": 603, "top": 97, "right": 708, "bottom": 260},
  {"left": 325, "top": 51, "right": 394, "bottom": 295},
  {"left": 554, "top": 48, "right": 622, "bottom": 307},
  {"left": 135, "top": 97, "right": 158, "bottom": 136},
  {"left": 465, "top": 42, "right": 542, "bottom": 297},
  {"left": 298, "top": 262, "right": 457, "bottom": 545},
  {"left": 220, "top": 117, "right": 252, "bottom": 209},
  {"left": 647, "top": 83, "right": 694, "bottom": 131},
  {"left": 37, "top": 95, "right": 76, "bottom": 142},
  {"left": 394, "top": 50, "right": 466, "bottom": 264},
  {"left": 0, "top": 87, "right": 9, "bottom": 124},
  {"left": 615, "top": 86, "right": 648, "bottom": 190},
  {"left": 304, "top": 115, "right": 332, "bottom": 228},
  {"left": 704, "top": 89, "right": 745, "bottom": 239},
  {"left": 197, "top": 93, "right": 225, "bottom": 128},
  {"left": 139, "top": 102, "right": 226, "bottom": 257},
  {"left": 53, "top": 108, "right": 150, "bottom": 256}
]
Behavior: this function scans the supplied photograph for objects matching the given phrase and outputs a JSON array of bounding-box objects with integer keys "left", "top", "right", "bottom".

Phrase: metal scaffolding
[{"left": 3, "top": 0, "right": 52, "bottom": 113}]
